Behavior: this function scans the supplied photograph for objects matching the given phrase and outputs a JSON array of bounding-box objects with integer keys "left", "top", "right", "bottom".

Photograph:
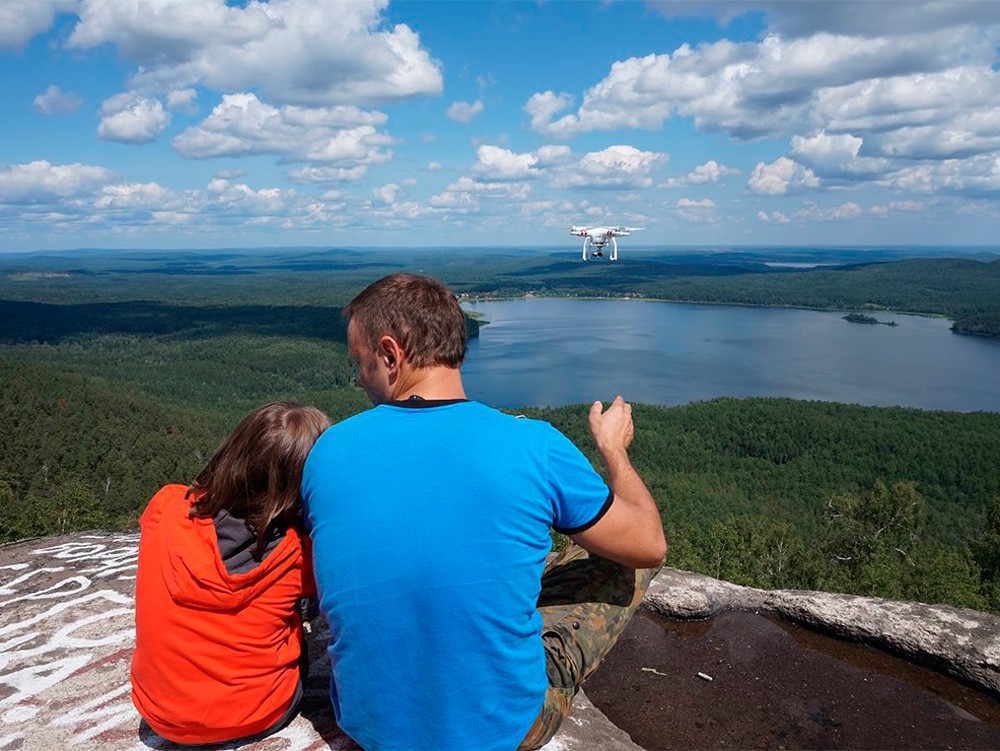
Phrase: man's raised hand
[
  {"left": 589, "top": 395, "right": 634, "bottom": 461},
  {"left": 576, "top": 395, "right": 667, "bottom": 569}
]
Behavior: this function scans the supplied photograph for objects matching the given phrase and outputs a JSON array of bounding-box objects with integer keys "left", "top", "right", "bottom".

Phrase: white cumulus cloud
[
  {"left": 791, "top": 202, "right": 865, "bottom": 221},
  {"left": 662, "top": 159, "right": 737, "bottom": 187},
  {"left": 526, "top": 27, "right": 995, "bottom": 141},
  {"left": 0, "top": 167, "right": 359, "bottom": 236},
  {"left": 446, "top": 100, "right": 484, "bottom": 124},
  {"left": 880, "top": 154, "right": 1000, "bottom": 196},
  {"left": 472, "top": 145, "right": 539, "bottom": 180},
  {"left": 536, "top": 145, "right": 572, "bottom": 165},
  {"left": 828, "top": 202, "right": 863, "bottom": 219},
  {"left": 209, "top": 181, "right": 289, "bottom": 213},
  {"left": 687, "top": 160, "right": 738, "bottom": 184},
  {"left": 519, "top": 9, "right": 1000, "bottom": 202},
  {"left": 95, "top": 182, "right": 172, "bottom": 209},
  {"left": 167, "top": 88, "right": 198, "bottom": 113},
  {"left": 288, "top": 166, "right": 369, "bottom": 184},
  {"left": 0, "top": 160, "right": 116, "bottom": 204},
  {"left": 373, "top": 183, "right": 399, "bottom": 204},
  {"left": 870, "top": 200, "right": 926, "bottom": 216},
  {"left": 446, "top": 144, "right": 665, "bottom": 205},
  {"left": 790, "top": 132, "right": 862, "bottom": 170},
  {"left": 756, "top": 210, "right": 790, "bottom": 224},
  {"left": 65, "top": 0, "right": 442, "bottom": 106},
  {"left": 676, "top": 196, "right": 717, "bottom": 223},
  {"left": 33, "top": 85, "right": 84, "bottom": 115},
  {"left": 749, "top": 157, "right": 819, "bottom": 195},
  {"left": 150, "top": 210, "right": 193, "bottom": 225},
  {"left": 649, "top": 1, "right": 1000, "bottom": 39},
  {"left": 553, "top": 145, "right": 666, "bottom": 189},
  {"left": 98, "top": 93, "right": 170, "bottom": 144},
  {"left": 429, "top": 175, "right": 532, "bottom": 212},
  {"left": 0, "top": 0, "right": 76, "bottom": 51},
  {"left": 524, "top": 91, "right": 575, "bottom": 136},
  {"left": 677, "top": 197, "right": 715, "bottom": 208},
  {"left": 173, "top": 93, "right": 392, "bottom": 176}
]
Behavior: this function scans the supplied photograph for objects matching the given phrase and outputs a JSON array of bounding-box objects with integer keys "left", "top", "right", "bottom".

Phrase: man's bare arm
[{"left": 571, "top": 396, "right": 667, "bottom": 569}]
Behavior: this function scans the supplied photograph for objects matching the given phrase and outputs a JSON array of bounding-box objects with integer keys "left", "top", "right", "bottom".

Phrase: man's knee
[
  {"left": 517, "top": 684, "right": 574, "bottom": 751},
  {"left": 539, "top": 552, "right": 662, "bottom": 690}
]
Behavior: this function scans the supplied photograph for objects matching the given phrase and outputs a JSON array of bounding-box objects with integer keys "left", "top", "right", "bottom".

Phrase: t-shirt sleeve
[{"left": 544, "top": 426, "right": 614, "bottom": 534}]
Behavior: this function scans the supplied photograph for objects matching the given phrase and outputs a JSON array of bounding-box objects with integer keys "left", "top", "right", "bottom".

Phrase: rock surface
[
  {"left": 644, "top": 567, "right": 1000, "bottom": 696},
  {"left": 3, "top": 533, "right": 998, "bottom": 750},
  {"left": 587, "top": 608, "right": 1000, "bottom": 750}
]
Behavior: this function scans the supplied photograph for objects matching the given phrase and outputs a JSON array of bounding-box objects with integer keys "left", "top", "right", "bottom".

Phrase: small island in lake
[{"left": 843, "top": 312, "right": 899, "bottom": 326}]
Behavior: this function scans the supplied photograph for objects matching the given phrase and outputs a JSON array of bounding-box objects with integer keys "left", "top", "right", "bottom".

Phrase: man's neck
[{"left": 390, "top": 365, "right": 466, "bottom": 402}]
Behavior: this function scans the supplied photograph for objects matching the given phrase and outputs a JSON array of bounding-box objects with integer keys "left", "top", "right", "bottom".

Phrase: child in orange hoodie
[{"left": 131, "top": 401, "right": 331, "bottom": 745}]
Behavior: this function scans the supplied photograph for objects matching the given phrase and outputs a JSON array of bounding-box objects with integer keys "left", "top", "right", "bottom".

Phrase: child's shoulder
[
  {"left": 151, "top": 483, "right": 192, "bottom": 505},
  {"left": 141, "top": 484, "right": 192, "bottom": 523}
]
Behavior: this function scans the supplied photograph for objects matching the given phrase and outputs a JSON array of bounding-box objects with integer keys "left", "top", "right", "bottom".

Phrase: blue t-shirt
[{"left": 301, "top": 400, "right": 611, "bottom": 751}]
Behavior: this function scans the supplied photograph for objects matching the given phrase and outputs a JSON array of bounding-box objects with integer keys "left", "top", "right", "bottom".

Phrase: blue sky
[{"left": 2, "top": 0, "right": 1000, "bottom": 252}]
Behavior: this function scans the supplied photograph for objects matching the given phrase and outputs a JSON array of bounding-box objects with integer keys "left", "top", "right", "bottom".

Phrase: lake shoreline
[
  {"left": 460, "top": 298, "right": 1000, "bottom": 413},
  {"left": 462, "top": 291, "right": 950, "bottom": 321},
  {"left": 462, "top": 293, "right": 966, "bottom": 344}
]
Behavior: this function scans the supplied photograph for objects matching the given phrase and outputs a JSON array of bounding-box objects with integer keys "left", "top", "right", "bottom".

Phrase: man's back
[{"left": 302, "top": 400, "right": 611, "bottom": 750}]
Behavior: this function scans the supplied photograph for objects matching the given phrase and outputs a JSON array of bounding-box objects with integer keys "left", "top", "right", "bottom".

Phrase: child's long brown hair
[{"left": 188, "top": 401, "right": 331, "bottom": 558}]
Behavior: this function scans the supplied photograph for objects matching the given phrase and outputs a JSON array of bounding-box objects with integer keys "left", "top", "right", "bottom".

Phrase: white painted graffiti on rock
[{"left": 0, "top": 534, "right": 138, "bottom": 748}]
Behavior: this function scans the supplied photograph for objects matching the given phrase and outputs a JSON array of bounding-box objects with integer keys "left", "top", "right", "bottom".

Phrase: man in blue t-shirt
[{"left": 302, "top": 273, "right": 666, "bottom": 750}]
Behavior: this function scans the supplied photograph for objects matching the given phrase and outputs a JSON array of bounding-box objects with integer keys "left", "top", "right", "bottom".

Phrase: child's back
[{"left": 130, "top": 402, "right": 330, "bottom": 745}]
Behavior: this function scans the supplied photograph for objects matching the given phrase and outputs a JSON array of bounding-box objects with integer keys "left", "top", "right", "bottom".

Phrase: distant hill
[{"left": 3, "top": 249, "right": 999, "bottom": 331}]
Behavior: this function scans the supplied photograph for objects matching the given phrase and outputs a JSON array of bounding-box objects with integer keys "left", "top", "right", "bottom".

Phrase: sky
[{"left": 3, "top": 0, "right": 1000, "bottom": 252}]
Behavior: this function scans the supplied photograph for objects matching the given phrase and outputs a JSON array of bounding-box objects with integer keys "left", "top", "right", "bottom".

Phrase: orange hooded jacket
[{"left": 130, "top": 484, "right": 315, "bottom": 744}]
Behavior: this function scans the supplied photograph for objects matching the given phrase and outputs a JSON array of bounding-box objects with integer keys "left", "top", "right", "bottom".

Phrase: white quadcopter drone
[{"left": 568, "top": 225, "right": 643, "bottom": 261}]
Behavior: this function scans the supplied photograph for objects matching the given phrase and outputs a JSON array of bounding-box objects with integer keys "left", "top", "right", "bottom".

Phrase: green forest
[{"left": 2, "top": 247, "right": 999, "bottom": 612}]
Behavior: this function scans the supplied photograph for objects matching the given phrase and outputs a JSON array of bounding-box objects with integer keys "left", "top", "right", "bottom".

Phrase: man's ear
[{"left": 378, "top": 335, "right": 405, "bottom": 372}]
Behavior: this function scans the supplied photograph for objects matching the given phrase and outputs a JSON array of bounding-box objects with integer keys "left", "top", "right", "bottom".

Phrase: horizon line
[{"left": 3, "top": 243, "right": 1000, "bottom": 258}]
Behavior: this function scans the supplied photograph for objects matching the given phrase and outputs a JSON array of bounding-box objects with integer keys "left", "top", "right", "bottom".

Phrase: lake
[{"left": 461, "top": 299, "right": 1000, "bottom": 412}]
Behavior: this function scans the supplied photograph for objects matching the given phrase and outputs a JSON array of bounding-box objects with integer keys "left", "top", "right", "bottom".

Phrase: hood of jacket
[{"left": 141, "top": 484, "right": 304, "bottom": 611}]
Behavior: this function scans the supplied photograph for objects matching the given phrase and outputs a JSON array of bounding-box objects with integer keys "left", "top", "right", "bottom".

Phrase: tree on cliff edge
[
  {"left": 973, "top": 497, "right": 1000, "bottom": 610},
  {"left": 819, "top": 481, "right": 985, "bottom": 609}
]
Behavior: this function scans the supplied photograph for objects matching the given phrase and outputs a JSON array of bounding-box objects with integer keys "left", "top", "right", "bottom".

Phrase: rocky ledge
[
  {"left": 644, "top": 568, "right": 1000, "bottom": 697},
  {"left": 2, "top": 532, "right": 998, "bottom": 750}
]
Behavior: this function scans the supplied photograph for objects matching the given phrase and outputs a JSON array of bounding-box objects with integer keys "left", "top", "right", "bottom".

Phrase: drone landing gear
[{"left": 581, "top": 236, "right": 619, "bottom": 261}]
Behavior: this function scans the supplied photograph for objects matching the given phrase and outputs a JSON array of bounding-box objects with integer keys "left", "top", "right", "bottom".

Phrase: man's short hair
[{"left": 343, "top": 273, "right": 467, "bottom": 368}]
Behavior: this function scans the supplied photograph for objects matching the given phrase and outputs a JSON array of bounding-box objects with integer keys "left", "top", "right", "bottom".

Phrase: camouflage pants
[{"left": 517, "top": 543, "right": 662, "bottom": 750}]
